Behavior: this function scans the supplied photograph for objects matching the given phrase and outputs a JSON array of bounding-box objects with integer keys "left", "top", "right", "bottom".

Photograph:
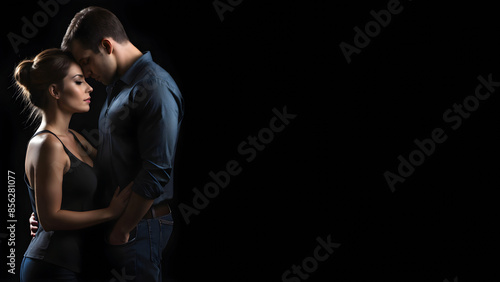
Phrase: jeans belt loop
[{"left": 151, "top": 205, "right": 156, "bottom": 218}]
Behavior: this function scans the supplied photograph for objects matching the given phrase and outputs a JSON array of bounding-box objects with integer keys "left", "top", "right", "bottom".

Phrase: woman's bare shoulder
[{"left": 27, "top": 133, "right": 66, "bottom": 163}]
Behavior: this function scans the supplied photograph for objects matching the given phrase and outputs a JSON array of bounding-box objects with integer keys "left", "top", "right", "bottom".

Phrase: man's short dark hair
[{"left": 61, "top": 6, "right": 129, "bottom": 53}]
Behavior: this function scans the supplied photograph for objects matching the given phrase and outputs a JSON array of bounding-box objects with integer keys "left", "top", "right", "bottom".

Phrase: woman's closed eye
[{"left": 72, "top": 74, "right": 85, "bottom": 85}]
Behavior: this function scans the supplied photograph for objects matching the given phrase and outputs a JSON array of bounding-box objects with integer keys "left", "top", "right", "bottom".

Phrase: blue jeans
[
  {"left": 20, "top": 257, "right": 79, "bottom": 282},
  {"left": 105, "top": 213, "right": 174, "bottom": 282}
]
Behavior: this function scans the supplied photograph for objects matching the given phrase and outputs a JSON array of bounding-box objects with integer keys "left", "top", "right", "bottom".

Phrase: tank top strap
[
  {"left": 68, "top": 130, "right": 86, "bottom": 153},
  {"left": 31, "top": 130, "right": 71, "bottom": 155}
]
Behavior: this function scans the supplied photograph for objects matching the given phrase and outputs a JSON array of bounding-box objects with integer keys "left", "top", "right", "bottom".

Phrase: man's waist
[{"left": 143, "top": 201, "right": 170, "bottom": 219}]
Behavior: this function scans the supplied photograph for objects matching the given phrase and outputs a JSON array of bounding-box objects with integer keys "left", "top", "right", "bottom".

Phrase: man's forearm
[{"left": 109, "top": 191, "right": 154, "bottom": 244}]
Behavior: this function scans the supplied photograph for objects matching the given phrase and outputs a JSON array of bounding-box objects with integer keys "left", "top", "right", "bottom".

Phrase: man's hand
[
  {"left": 107, "top": 182, "right": 154, "bottom": 246},
  {"left": 108, "top": 229, "right": 130, "bottom": 245},
  {"left": 29, "top": 212, "right": 38, "bottom": 237},
  {"left": 107, "top": 182, "right": 135, "bottom": 245}
]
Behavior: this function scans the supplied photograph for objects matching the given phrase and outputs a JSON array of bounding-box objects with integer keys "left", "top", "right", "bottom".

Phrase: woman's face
[{"left": 57, "top": 62, "right": 93, "bottom": 113}]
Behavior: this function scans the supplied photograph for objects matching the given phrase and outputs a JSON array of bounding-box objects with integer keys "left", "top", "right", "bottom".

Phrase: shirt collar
[
  {"left": 106, "top": 51, "right": 152, "bottom": 95},
  {"left": 120, "top": 51, "right": 153, "bottom": 85}
]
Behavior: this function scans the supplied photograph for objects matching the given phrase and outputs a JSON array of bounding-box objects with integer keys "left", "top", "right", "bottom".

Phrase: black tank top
[{"left": 24, "top": 130, "right": 98, "bottom": 273}]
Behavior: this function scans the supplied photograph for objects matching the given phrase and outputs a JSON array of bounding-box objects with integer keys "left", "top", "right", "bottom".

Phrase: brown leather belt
[{"left": 143, "top": 202, "right": 171, "bottom": 219}]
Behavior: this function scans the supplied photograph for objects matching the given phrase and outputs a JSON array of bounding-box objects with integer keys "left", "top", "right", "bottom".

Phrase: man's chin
[{"left": 101, "top": 79, "right": 112, "bottom": 86}]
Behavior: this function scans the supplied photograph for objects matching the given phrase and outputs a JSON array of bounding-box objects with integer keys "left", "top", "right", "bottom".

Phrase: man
[{"left": 32, "top": 6, "right": 184, "bottom": 281}]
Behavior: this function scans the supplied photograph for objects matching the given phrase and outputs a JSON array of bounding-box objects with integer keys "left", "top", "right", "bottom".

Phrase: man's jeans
[{"left": 105, "top": 213, "right": 174, "bottom": 282}]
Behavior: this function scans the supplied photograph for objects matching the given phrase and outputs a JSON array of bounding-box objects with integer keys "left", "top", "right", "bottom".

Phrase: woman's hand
[
  {"left": 107, "top": 186, "right": 132, "bottom": 218},
  {"left": 29, "top": 212, "right": 38, "bottom": 237}
]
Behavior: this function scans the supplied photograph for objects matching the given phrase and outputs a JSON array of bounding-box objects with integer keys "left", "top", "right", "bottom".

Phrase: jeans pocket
[
  {"left": 105, "top": 228, "right": 138, "bottom": 278},
  {"left": 148, "top": 215, "right": 174, "bottom": 264},
  {"left": 159, "top": 215, "right": 174, "bottom": 254}
]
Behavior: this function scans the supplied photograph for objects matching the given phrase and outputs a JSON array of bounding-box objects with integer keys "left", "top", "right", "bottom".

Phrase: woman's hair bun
[{"left": 14, "top": 59, "right": 34, "bottom": 91}]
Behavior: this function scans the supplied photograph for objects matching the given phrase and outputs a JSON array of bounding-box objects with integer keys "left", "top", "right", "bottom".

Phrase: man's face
[{"left": 70, "top": 40, "right": 117, "bottom": 86}]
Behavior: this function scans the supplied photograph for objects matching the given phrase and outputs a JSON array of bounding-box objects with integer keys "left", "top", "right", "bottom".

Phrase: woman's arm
[
  {"left": 69, "top": 129, "right": 97, "bottom": 160},
  {"left": 33, "top": 136, "right": 129, "bottom": 232}
]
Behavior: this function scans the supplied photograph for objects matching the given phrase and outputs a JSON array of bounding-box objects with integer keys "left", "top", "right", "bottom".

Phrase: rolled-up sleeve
[{"left": 129, "top": 77, "right": 182, "bottom": 199}]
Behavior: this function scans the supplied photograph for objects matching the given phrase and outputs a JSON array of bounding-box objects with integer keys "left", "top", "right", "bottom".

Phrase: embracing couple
[{"left": 15, "top": 6, "right": 184, "bottom": 282}]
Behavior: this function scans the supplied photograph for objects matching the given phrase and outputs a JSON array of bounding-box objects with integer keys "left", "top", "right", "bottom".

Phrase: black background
[{"left": 1, "top": 0, "right": 500, "bottom": 281}]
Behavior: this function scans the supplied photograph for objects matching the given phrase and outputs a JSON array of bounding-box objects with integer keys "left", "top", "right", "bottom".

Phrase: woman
[{"left": 15, "top": 48, "right": 131, "bottom": 282}]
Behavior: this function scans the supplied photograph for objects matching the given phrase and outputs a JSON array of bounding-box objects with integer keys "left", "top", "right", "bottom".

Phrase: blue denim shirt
[{"left": 97, "top": 52, "right": 184, "bottom": 205}]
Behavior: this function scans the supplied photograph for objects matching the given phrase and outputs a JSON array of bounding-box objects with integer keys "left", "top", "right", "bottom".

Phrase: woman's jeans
[{"left": 20, "top": 257, "right": 79, "bottom": 282}]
